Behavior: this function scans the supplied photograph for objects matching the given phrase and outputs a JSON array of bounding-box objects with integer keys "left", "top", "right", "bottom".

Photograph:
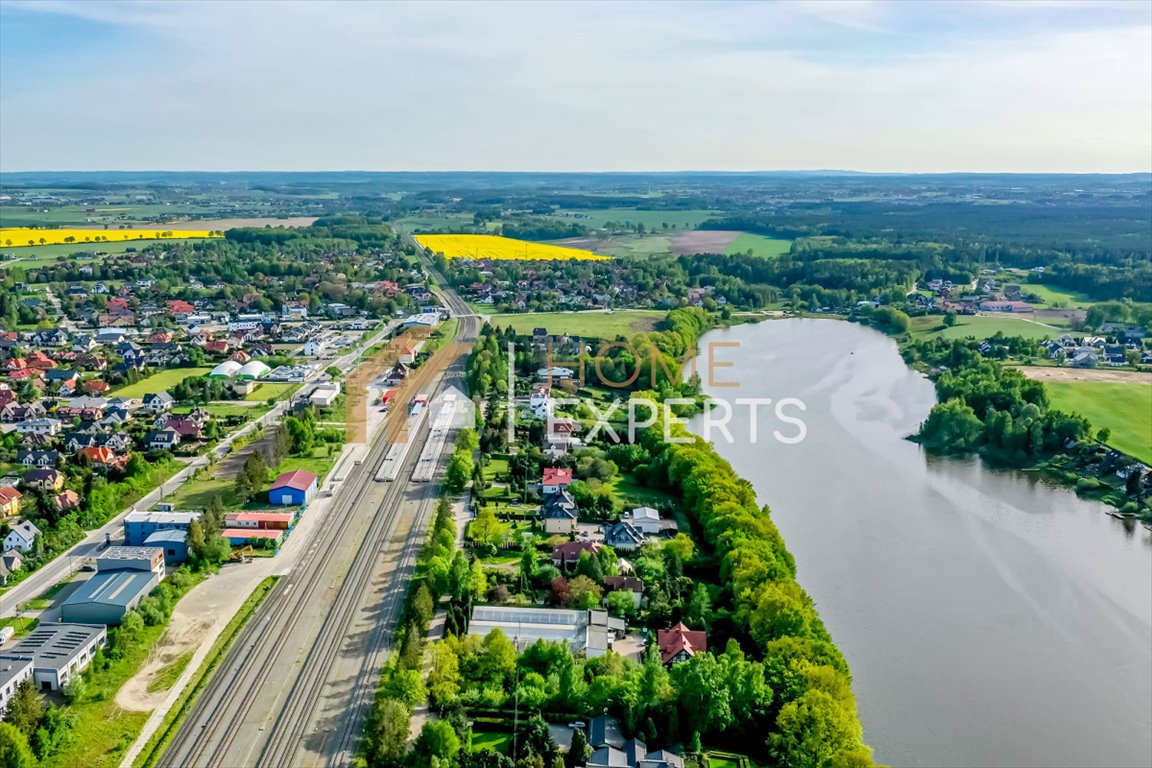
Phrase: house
[
  {"left": 0, "top": 548, "right": 25, "bottom": 585},
  {"left": 221, "top": 528, "right": 284, "bottom": 546},
  {"left": 15, "top": 418, "right": 62, "bottom": 436},
  {"left": 541, "top": 491, "right": 579, "bottom": 535},
  {"left": 978, "top": 300, "right": 1033, "bottom": 313},
  {"left": 399, "top": 341, "right": 424, "bottom": 365},
  {"left": 621, "top": 507, "right": 661, "bottom": 535},
  {"left": 146, "top": 428, "right": 181, "bottom": 450},
  {"left": 269, "top": 469, "right": 318, "bottom": 506},
  {"left": 0, "top": 488, "right": 22, "bottom": 518},
  {"left": 385, "top": 362, "right": 410, "bottom": 384},
  {"left": 23, "top": 469, "right": 64, "bottom": 492},
  {"left": 18, "top": 450, "right": 60, "bottom": 468},
  {"left": 657, "top": 621, "right": 707, "bottom": 666},
  {"left": 79, "top": 446, "right": 129, "bottom": 471},
  {"left": 537, "top": 366, "right": 575, "bottom": 381},
  {"left": 123, "top": 511, "right": 201, "bottom": 546},
  {"left": 302, "top": 338, "right": 329, "bottom": 357},
  {"left": 53, "top": 490, "right": 82, "bottom": 513},
  {"left": 143, "top": 392, "right": 175, "bottom": 413},
  {"left": 541, "top": 467, "right": 574, "bottom": 494},
  {"left": 604, "top": 522, "right": 646, "bottom": 552},
  {"left": 1, "top": 623, "right": 107, "bottom": 691},
  {"left": 1070, "top": 349, "right": 1098, "bottom": 369},
  {"left": 163, "top": 417, "right": 204, "bottom": 441},
  {"left": 83, "top": 380, "right": 111, "bottom": 396},
  {"left": 281, "top": 301, "right": 309, "bottom": 320},
  {"left": 553, "top": 540, "right": 602, "bottom": 568},
  {"left": 589, "top": 715, "right": 626, "bottom": 750},
  {"left": 602, "top": 576, "right": 644, "bottom": 610},
  {"left": 3, "top": 520, "right": 40, "bottom": 552}
]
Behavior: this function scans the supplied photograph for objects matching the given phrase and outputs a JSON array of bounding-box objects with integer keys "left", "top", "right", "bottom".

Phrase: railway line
[{"left": 158, "top": 304, "right": 478, "bottom": 767}]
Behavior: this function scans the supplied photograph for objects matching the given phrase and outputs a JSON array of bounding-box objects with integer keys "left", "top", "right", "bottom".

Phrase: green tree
[
  {"left": 567, "top": 575, "right": 602, "bottom": 610},
  {"left": 564, "top": 728, "right": 590, "bottom": 768},
  {"left": 769, "top": 690, "right": 865, "bottom": 767},
  {"left": 606, "top": 590, "right": 635, "bottom": 618},
  {"left": 3, "top": 679, "right": 43, "bottom": 738},
  {"left": 479, "top": 629, "right": 518, "bottom": 688},
  {"left": 469, "top": 506, "right": 507, "bottom": 550},
  {"left": 0, "top": 722, "right": 37, "bottom": 768},
  {"left": 428, "top": 642, "right": 462, "bottom": 705},
  {"left": 685, "top": 583, "right": 711, "bottom": 630},
  {"left": 363, "top": 698, "right": 411, "bottom": 768},
  {"left": 414, "top": 720, "right": 461, "bottom": 766},
  {"left": 445, "top": 450, "right": 473, "bottom": 493}
]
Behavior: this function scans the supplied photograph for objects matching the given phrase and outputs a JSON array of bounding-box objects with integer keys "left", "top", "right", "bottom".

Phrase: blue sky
[{"left": 1, "top": 0, "right": 1149, "bottom": 172}]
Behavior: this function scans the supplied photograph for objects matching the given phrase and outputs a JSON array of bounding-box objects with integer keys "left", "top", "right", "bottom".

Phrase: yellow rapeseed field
[
  {"left": 415, "top": 233, "right": 608, "bottom": 261},
  {"left": 0, "top": 228, "right": 222, "bottom": 247}
]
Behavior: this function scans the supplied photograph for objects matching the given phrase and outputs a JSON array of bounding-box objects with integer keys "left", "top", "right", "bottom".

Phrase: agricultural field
[
  {"left": 909, "top": 314, "right": 1059, "bottom": 340},
  {"left": 1043, "top": 381, "right": 1152, "bottom": 464},
  {"left": 0, "top": 227, "right": 221, "bottom": 248},
  {"left": 113, "top": 367, "right": 212, "bottom": 398},
  {"left": 544, "top": 207, "right": 719, "bottom": 229},
  {"left": 1022, "top": 282, "right": 1096, "bottom": 308},
  {"left": 489, "top": 309, "right": 665, "bottom": 339},
  {"left": 725, "top": 232, "right": 793, "bottom": 258},
  {"left": 416, "top": 233, "right": 608, "bottom": 261},
  {"left": 2, "top": 240, "right": 149, "bottom": 266}
]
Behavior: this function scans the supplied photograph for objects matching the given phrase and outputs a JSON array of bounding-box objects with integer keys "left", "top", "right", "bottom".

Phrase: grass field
[
  {"left": 417, "top": 233, "right": 608, "bottom": 262},
  {"left": 1044, "top": 381, "right": 1152, "bottom": 464},
  {"left": 909, "top": 315, "right": 1058, "bottom": 340},
  {"left": 546, "top": 208, "right": 719, "bottom": 229},
  {"left": 471, "top": 730, "right": 513, "bottom": 754},
  {"left": 146, "top": 650, "right": 195, "bottom": 693},
  {"left": 725, "top": 232, "right": 792, "bottom": 258},
  {"left": 490, "top": 310, "right": 665, "bottom": 339},
  {"left": 114, "top": 368, "right": 211, "bottom": 398},
  {"left": 244, "top": 382, "right": 299, "bottom": 401},
  {"left": 1022, "top": 282, "right": 1096, "bottom": 308}
]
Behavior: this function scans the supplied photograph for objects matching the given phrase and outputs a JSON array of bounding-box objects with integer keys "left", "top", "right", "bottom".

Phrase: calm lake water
[{"left": 687, "top": 319, "right": 1152, "bottom": 768}]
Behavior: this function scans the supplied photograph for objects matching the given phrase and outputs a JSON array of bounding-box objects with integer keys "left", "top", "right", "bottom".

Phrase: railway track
[{"left": 159, "top": 311, "right": 478, "bottom": 768}]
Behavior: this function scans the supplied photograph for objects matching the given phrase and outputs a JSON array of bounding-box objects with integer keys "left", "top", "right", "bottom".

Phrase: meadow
[
  {"left": 1021, "top": 282, "right": 1096, "bottom": 308},
  {"left": 725, "top": 232, "right": 793, "bottom": 258},
  {"left": 489, "top": 309, "right": 664, "bottom": 339},
  {"left": 1, "top": 227, "right": 221, "bottom": 248},
  {"left": 416, "top": 233, "right": 608, "bottom": 261},
  {"left": 1044, "top": 381, "right": 1152, "bottom": 464},
  {"left": 113, "top": 368, "right": 212, "bottom": 398},
  {"left": 909, "top": 314, "right": 1058, "bottom": 340},
  {"left": 544, "top": 208, "right": 719, "bottom": 229},
  {"left": 2, "top": 240, "right": 151, "bottom": 265}
]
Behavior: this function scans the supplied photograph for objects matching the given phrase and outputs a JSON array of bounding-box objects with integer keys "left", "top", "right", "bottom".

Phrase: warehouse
[
  {"left": 2, "top": 623, "right": 106, "bottom": 691},
  {"left": 124, "top": 510, "right": 201, "bottom": 546},
  {"left": 237, "top": 360, "right": 271, "bottom": 380},
  {"left": 225, "top": 511, "right": 295, "bottom": 530},
  {"left": 309, "top": 382, "right": 341, "bottom": 408},
  {"left": 467, "top": 606, "right": 625, "bottom": 657},
  {"left": 0, "top": 655, "right": 34, "bottom": 714},
  {"left": 96, "top": 546, "right": 165, "bottom": 580},
  {"left": 221, "top": 528, "right": 284, "bottom": 547},
  {"left": 268, "top": 469, "right": 317, "bottom": 506},
  {"left": 144, "top": 529, "right": 189, "bottom": 565},
  {"left": 59, "top": 570, "right": 159, "bottom": 625}
]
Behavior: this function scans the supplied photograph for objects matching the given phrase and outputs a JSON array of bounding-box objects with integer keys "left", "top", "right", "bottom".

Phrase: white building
[
  {"left": 309, "top": 382, "right": 341, "bottom": 408},
  {"left": 622, "top": 507, "right": 662, "bottom": 535},
  {"left": 3, "top": 520, "right": 41, "bottom": 553},
  {"left": 468, "top": 606, "right": 625, "bottom": 658},
  {"left": 0, "top": 655, "right": 34, "bottom": 715},
  {"left": 2, "top": 624, "right": 107, "bottom": 691}
]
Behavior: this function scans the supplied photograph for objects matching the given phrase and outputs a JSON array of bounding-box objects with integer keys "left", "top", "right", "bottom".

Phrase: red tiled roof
[
  {"left": 0, "top": 487, "right": 22, "bottom": 504},
  {"left": 552, "top": 540, "right": 601, "bottom": 563},
  {"left": 542, "top": 467, "right": 573, "bottom": 486},
  {"left": 657, "top": 622, "right": 707, "bottom": 665},
  {"left": 271, "top": 469, "right": 317, "bottom": 492},
  {"left": 221, "top": 528, "right": 282, "bottom": 539}
]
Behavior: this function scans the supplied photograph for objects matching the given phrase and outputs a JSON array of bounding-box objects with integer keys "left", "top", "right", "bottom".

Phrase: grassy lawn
[
  {"left": 244, "top": 382, "right": 300, "bottom": 401},
  {"left": 0, "top": 616, "right": 39, "bottom": 638},
  {"left": 279, "top": 445, "right": 342, "bottom": 482},
  {"left": 1022, "top": 282, "right": 1096, "bottom": 308},
  {"left": 146, "top": 650, "right": 195, "bottom": 694},
  {"left": 610, "top": 475, "right": 679, "bottom": 509},
  {"left": 18, "top": 578, "right": 74, "bottom": 611},
  {"left": 471, "top": 730, "right": 513, "bottom": 754},
  {"left": 1, "top": 240, "right": 157, "bottom": 264},
  {"left": 482, "top": 456, "right": 510, "bottom": 483},
  {"left": 725, "top": 232, "right": 792, "bottom": 258},
  {"left": 1045, "top": 381, "right": 1152, "bottom": 464},
  {"left": 909, "top": 315, "right": 1058, "bottom": 340},
  {"left": 114, "top": 368, "right": 212, "bottom": 398},
  {"left": 165, "top": 474, "right": 238, "bottom": 511},
  {"left": 490, "top": 310, "right": 665, "bottom": 340}
]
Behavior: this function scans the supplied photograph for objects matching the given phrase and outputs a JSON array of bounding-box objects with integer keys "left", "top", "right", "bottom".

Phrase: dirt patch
[
  {"left": 1016, "top": 366, "right": 1152, "bottom": 384},
  {"left": 667, "top": 230, "right": 741, "bottom": 255}
]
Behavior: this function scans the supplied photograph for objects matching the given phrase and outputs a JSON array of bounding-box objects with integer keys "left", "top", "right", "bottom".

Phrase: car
[{"left": 567, "top": 721, "right": 586, "bottom": 729}]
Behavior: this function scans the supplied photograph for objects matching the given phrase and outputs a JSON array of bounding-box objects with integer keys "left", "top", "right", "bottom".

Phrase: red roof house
[
  {"left": 657, "top": 622, "right": 708, "bottom": 666},
  {"left": 551, "top": 540, "right": 602, "bottom": 568},
  {"left": 541, "top": 467, "right": 573, "bottom": 492}
]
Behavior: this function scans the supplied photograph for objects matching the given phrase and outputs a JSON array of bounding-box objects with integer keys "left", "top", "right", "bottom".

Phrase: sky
[{"left": 1, "top": 0, "right": 1150, "bottom": 173}]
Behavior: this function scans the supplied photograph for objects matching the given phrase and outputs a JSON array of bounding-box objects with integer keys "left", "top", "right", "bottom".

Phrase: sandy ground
[
  {"left": 667, "top": 229, "right": 741, "bottom": 255},
  {"left": 1017, "top": 366, "right": 1152, "bottom": 384},
  {"left": 68, "top": 217, "right": 317, "bottom": 231}
]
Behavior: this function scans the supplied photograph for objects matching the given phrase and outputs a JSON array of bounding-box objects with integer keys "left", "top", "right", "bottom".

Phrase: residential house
[
  {"left": 15, "top": 418, "right": 62, "bottom": 437},
  {"left": 23, "top": 469, "right": 64, "bottom": 492},
  {"left": 143, "top": 392, "right": 174, "bottom": 413},
  {"left": 53, "top": 490, "right": 82, "bottom": 513},
  {"left": 553, "top": 540, "right": 603, "bottom": 569},
  {"left": 0, "top": 488, "right": 22, "bottom": 518},
  {"left": 3, "top": 520, "right": 40, "bottom": 553},
  {"left": 541, "top": 491, "right": 579, "bottom": 535},
  {"left": 541, "top": 467, "right": 574, "bottom": 495},
  {"left": 621, "top": 507, "right": 661, "bottom": 535},
  {"left": 0, "top": 548, "right": 25, "bottom": 585},
  {"left": 17, "top": 450, "right": 60, "bottom": 468},
  {"left": 604, "top": 522, "right": 645, "bottom": 552},
  {"left": 79, "top": 446, "right": 128, "bottom": 471},
  {"left": 146, "top": 429, "right": 181, "bottom": 450},
  {"left": 657, "top": 621, "right": 707, "bottom": 666}
]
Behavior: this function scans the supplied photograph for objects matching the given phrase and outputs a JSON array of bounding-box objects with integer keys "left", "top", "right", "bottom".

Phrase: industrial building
[
  {"left": 221, "top": 528, "right": 283, "bottom": 547},
  {"left": 59, "top": 569, "right": 159, "bottom": 625},
  {"left": 2, "top": 623, "right": 106, "bottom": 691},
  {"left": 96, "top": 546, "right": 165, "bottom": 580},
  {"left": 467, "top": 606, "right": 625, "bottom": 657},
  {"left": 309, "top": 382, "right": 341, "bottom": 408},
  {"left": 0, "top": 655, "right": 34, "bottom": 715},
  {"left": 144, "top": 529, "right": 189, "bottom": 564},
  {"left": 123, "top": 510, "right": 201, "bottom": 546},
  {"left": 225, "top": 511, "right": 295, "bottom": 530},
  {"left": 269, "top": 470, "right": 317, "bottom": 506}
]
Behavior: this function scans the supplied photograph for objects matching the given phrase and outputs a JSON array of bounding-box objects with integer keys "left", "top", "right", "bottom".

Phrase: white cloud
[{"left": 1, "top": 1, "right": 1149, "bottom": 172}]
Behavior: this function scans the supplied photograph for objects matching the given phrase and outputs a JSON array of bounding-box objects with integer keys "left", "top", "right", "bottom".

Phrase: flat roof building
[
  {"left": 96, "top": 546, "right": 165, "bottom": 579},
  {"left": 59, "top": 570, "right": 159, "bottom": 625},
  {"left": 123, "top": 510, "right": 201, "bottom": 546},
  {"left": 4, "top": 623, "right": 106, "bottom": 691},
  {"left": 0, "top": 655, "right": 34, "bottom": 715},
  {"left": 468, "top": 606, "right": 625, "bottom": 657},
  {"left": 143, "top": 529, "right": 189, "bottom": 565}
]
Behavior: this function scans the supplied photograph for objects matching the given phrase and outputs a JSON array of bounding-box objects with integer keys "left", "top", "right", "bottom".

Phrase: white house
[
  {"left": 15, "top": 418, "right": 62, "bottom": 436},
  {"left": 537, "top": 366, "right": 575, "bottom": 381},
  {"left": 303, "top": 338, "right": 330, "bottom": 357},
  {"left": 4, "top": 520, "right": 41, "bottom": 553},
  {"left": 622, "top": 507, "right": 662, "bottom": 535}
]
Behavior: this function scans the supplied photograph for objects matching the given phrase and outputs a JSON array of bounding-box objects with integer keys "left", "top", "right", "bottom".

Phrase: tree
[
  {"left": 3, "top": 679, "right": 43, "bottom": 738},
  {"left": 685, "top": 583, "right": 711, "bottom": 629},
  {"left": 769, "top": 690, "right": 865, "bottom": 767},
  {"left": 1097, "top": 427, "right": 1112, "bottom": 443},
  {"left": 0, "top": 723, "right": 36, "bottom": 768},
  {"left": 479, "top": 628, "right": 518, "bottom": 688},
  {"left": 415, "top": 720, "right": 461, "bottom": 766},
  {"left": 363, "top": 698, "right": 411, "bottom": 768},
  {"left": 428, "top": 642, "right": 462, "bottom": 705},
  {"left": 567, "top": 575, "right": 602, "bottom": 610},
  {"left": 381, "top": 666, "right": 426, "bottom": 709},
  {"left": 662, "top": 534, "right": 694, "bottom": 563},
  {"left": 943, "top": 312, "right": 957, "bottom": 327},
  {"left": 445, "top": 450, "right": 473, "bottom": 493},
  {"left": 564, "top": 728, "right": 590, "bottom": 768},
  {"left": 514, "top": 714, "right": 557, "bottom": 762},
  {"left": 606, "top": 590, "right": 635, "bottom": 618}
]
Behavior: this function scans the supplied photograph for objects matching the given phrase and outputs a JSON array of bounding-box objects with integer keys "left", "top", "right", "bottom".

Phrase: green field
[
  {"left": 114, "top": 367, "right": 212, "bottom": 398},
  {"left": 490, "top": 310, "right": 665, "bottom": 339},
  {"left": 1021, "top": 282, "right": 1096, "bottom": 308},
  {"left": 1044, "top": 381, "right": 1152, "bottom": 464},
  {"left": 244, "top": 382, "right": 300, "bottom": 401},
  {"left": 910, "top": 315, "right": 1058, "bottom": 340},
  {"left": 546, "top": 208, "right": 719, "bottom": 229},
  {"left": 725, "top": 232, "right": 792, "bottom": 258},
  {"left": 470, "top": 730, "right": 513, "bottom": 754}
]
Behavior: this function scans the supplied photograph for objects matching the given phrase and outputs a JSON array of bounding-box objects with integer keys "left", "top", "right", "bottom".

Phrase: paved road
[
  {"left": 158, "top": 283, "right": 477, "bottom": 767},
  {"left": 0, "top": 321, "right": 398, "bottom": 618}
]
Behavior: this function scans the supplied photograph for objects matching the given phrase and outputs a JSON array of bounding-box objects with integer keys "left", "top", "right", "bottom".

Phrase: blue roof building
[
  {"left": 144, "top": 529, "right": 189, "bottom": 565},
  {"left": 59, "top": 570, "right": 159, "bottom": 625}
]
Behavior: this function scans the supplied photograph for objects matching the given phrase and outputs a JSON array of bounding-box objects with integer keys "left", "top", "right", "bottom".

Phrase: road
[
  {"left": 158, "top": 279, "right": 477, "bottom": 767},
  {"left": 0, "top": 320, "right": 399, "bottom": 618}
]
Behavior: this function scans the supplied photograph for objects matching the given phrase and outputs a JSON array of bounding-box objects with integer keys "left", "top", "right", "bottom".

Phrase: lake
[{"left": 686, "top": 319, "right": 1152, "bottom": 768}]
